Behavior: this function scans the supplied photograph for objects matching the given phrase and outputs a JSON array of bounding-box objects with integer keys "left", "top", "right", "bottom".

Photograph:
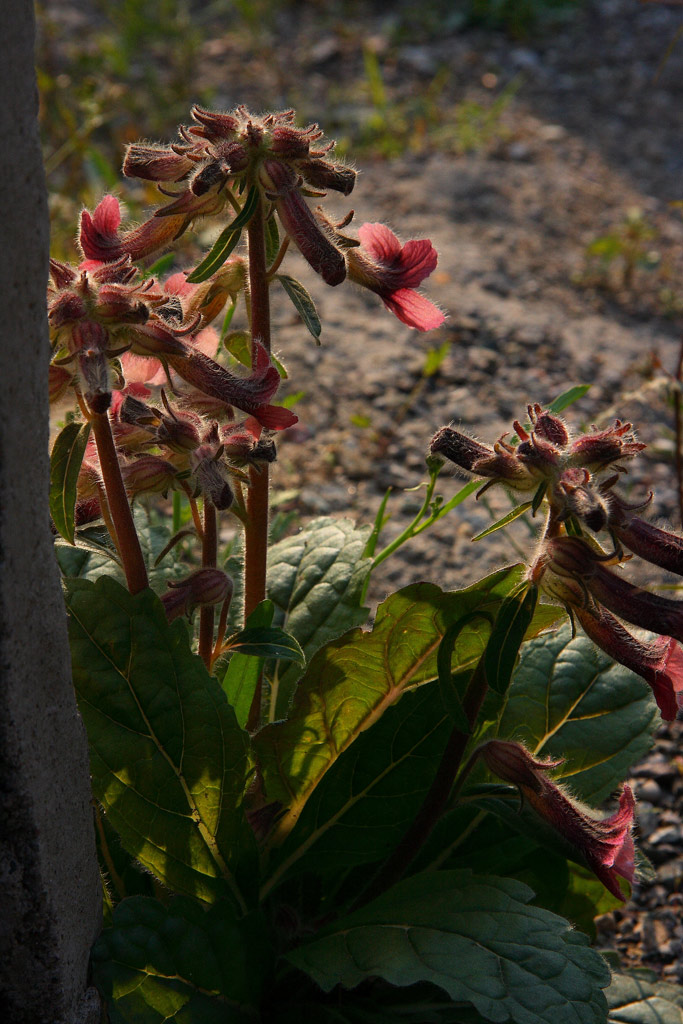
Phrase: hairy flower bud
[
  {"left": 569, "top": 420, "right": 645, "bottom": 470},
  {"left": 190, "top": 446, "right": 234, "bottom": 510},
  {"left": 122, "top": 455, "right": 177, "bottom": 497},
  {"left": 430, "top": 426, "right": 538, "bottom": 491},
  {"left": 162, "top": 568, "right": 233, "bottom": 622},
  {"left": 547, "top": 536, "right": 683, "bottom": 645}
]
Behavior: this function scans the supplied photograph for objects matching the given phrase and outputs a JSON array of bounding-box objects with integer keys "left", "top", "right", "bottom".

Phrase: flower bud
[
  {"left": 612, "top": 514, "right": 683, "bottom": 578},
  {"left": 190, "top": 446, "right": 234, "bottom": 510},
  {"left": 162, "top": 568, "right": 233, "bottom": 622},
  {"left": 569, "top": 420, "right": 645, "bottom": 470},
  {"left": 122, "top": 455, "right": 177, "bottom": 497},
  {"left": 49, "top": 364, "right": 73, "bottom": 404}
]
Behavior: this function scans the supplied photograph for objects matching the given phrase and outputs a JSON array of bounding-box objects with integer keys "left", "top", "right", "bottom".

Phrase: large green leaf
[
  {"left": 413, "top": 805, "right": 620, "bottom": 936},
  {"left": 49, "top": 420, "right": 91, "bottom": 544},
  {"left": 66, "top": 577, "right": 258, "bottom": 908},
  {"left": 497, "top": 621, "right": 659, "bottom": 803},
  {"left": 286, "top": 870, "right": 610, "bottom": 1024},
  {"left": 256, "top": 567, "right": 522, "bottom": 846},
  {"left": 263, "top": 683, "right": 456, "bottom": 896},
  {"left": 606, "top": 973, "right": 683, "bottom": 1024},
  {"left": 55, "top": 507, "right": 187, "bottom": 592},
  {"left": 92, "top": 895, "right": 271, "bottom": 1023},
  {"left": 266, "top": 517, "right": 373, "bottom": 718}
]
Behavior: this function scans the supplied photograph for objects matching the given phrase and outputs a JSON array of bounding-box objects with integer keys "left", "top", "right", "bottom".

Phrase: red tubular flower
[
  {"left": 480, "top": 740, "right": 635, "bottom": 900},
  {"left": 79, "top": 195, "right": 191, "bottom": 264},
  {"left": 429, "top": 425, "right": 539, "bottom": 491},
  {"left": 165, "top": 342, "right": 296, "bottom": 431},
  {"left": 573, "top": 604, "right": 683, "bottom": 721},
  {"left": 548, "top": 536, "right": 683, "bottom": 645},
  {"left": 612, "top": 514, "right": 683, "bottom": 579},
  {"left": 347, "top": 222, "right": 445, "bottom": 330},
  {"left": 261, "top": 159, "right": 346, "bottom": 286}
]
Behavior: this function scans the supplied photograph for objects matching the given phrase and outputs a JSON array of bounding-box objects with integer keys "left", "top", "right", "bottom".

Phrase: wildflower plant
[{"left": 50, "top": 106, "right": 682, "bottom": 1023}]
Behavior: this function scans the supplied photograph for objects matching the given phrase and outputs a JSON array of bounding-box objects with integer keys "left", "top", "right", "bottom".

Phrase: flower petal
[{"left": 382, "top": 288, "right": 445, "bottom": 331}]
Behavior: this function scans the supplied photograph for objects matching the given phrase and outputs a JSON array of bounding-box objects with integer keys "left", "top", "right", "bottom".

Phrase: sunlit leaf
[
  {"left": 497, "top": 621, "right": 659, "bottom": 803},
  {"left": 67, "top": 577, "right": 258, "bottom": 907},
  {"left": 187, "top": 186, "right": 259, "bottom": 283}
]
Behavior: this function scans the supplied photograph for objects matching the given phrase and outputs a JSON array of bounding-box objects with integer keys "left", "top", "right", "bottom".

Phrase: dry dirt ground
[{"left": 45, "top": 0, "right": 683, "bottom": 984}]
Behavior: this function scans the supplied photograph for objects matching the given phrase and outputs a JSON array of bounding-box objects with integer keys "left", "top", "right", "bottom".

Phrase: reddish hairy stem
[
  {"left": 198, "top": 499, "right": 217, "bottom": 671},
  {"left": 351, "top": 659, "right": 489, "bottom": 911},
  {"left": 90, "top": 409, "right": 148, "bottom": 594},
  {"left": 244, "top": 199, "right": 272, "bottom": 729}
]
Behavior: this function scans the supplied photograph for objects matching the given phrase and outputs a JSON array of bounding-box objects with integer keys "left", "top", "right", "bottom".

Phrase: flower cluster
[
  {"left": 431, "top": 405, "right": 683, "bottom": 719},
  {"left": 49, "top": 234, "right": 294, "bottom": 428},
  {"left": 79, "top": 106, "right": 444, "bottom": 331}
]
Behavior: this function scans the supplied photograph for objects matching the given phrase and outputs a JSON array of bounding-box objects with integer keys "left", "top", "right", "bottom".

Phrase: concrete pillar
[{"left": 0, "top": 3, "right": 102, "bottom": 1020}]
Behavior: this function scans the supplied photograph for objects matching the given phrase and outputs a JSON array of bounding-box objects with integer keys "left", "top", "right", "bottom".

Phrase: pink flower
[
  {"left": 480, "top": 740, "right": 636, "bottom": 901},
  {"left": 79, "top": 194, "right": 219, "bottom": 264},
  {"left": 347, "top": 223, "right": 445, "bottom": 331}
]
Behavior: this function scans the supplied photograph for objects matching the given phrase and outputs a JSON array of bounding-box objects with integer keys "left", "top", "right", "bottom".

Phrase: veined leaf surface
[
  {"left": 287, "top": 870, "right": 610, "bottom": 1024},
  {"left": 92, "top": 895, "right": 271, "bottom": 1023},
  {"left": 67, "top": 577, "right": 258, "bottom": 908},
  {"left": 497, "top": 621, "right": 659, "bottom": 803},
  {"left": 256, "top": 567, "right": 522, "bottom": 845},
  {"left": 267, "top": 517, "right": 372, "bottom": 718}
]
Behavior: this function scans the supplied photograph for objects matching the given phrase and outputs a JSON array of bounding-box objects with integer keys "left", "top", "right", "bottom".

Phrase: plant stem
[
  {"left": 90, "top": 409, "right": 148, "bottom": 594},
  {"left": 244, "top": 199, "right": 273, "bottom": 732},
  {"left": 351, "top": 657, "right": 489, "bottom": 910},
  {"left": 244, "top": 198, "right": 272, "bottom": 624},
  {"left": 198, "top": 499, "right": 217, "bottom": 671}
]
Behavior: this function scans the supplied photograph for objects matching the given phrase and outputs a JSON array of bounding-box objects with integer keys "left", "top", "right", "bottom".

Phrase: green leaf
[
  {"left": 266, "top": 517, "right": 373, "bottom": 718},
  {"left": 286, "top": 870, "right": 610, "bottom": 1024},
  {"left": 66, "top": 577, "right": 258, "bottom": 908},
  {"left": 263, "top": 684, "right": 455, "bottom": 894},
  {"left": 256, "top": 567, "right": 523, "bottom": 846},
  {"left": 222, "top": 601, "right": 273, "bottom": 729},
  {"left": 277, "top": 274, "right": 322, "bottom": 341},
  {"left": 547, "top": 384, "right": 591, "bottom": 415},
  {"left": 437, "top": 623, "right": 479, "bottom": 733},
  {"left": 497, "top": 621, "right": 659, "bottom": 803},
  {"left": 187, "top": 186, "right": 259, "bottom": 283},
  {"left": 226, "top": 626, "right": 304, "bottom": 663},
  {"left": 363, "top": 487, "right": 393, "bottom": 559},
  {"left": 484, "top": 583, "right": 538, "bottom": 695},
  {"left": 224, "top": 329, "right": 252, "bottom": 368},
  {"left": 49, "top": 420, "right": 91, "bottom": 544},
  {"left": 92, "top": 895, "right": 272, "bottom": 1023},
  {"left": 606, "top": 972, "right": 683, "bottom": 1023},
  {"left": 471, "top": 501, "right": 532, "bottom": 542}
]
